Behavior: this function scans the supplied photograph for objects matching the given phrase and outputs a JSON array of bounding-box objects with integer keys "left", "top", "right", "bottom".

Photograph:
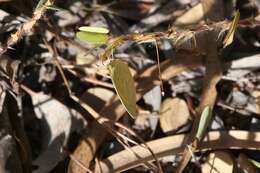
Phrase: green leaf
[
  {"left": 76, "top": 26, "right": 109, "bottom": 45},
  {"left": 108, "top": 59, "right": 137, "bottom": 118},
  {"left": 196, "top": 106, "right": 213, "bottom": 141},
  {"left": 35, "top": 0, "right": 47, "bottom": 10},
  {"left": 45, "top": 5, "right": 66, "bottom": 11},
  {"left": 249, "top": 159, "right": 260, "bottom": 169},
  {"left": 223, "top": 11, "right": 240, "bottom": 48},
  {"left": 138, "top": 38, "right": 156, "bottom": 44},
  {"left": 79, "top": 26, "right": 109, "bottom": 34},
  {"left": 76, "top": 31, "right": 108, "bottom": 45}
]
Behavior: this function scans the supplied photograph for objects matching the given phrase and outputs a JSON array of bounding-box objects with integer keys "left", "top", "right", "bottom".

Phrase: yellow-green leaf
[
  {"left": 138, "top": 38, "right": 156, "bottom": 44},
  {"left": 35, "top": 0, "right": 47, "bottom": 10},
  {"left": 223, "top": 11, "right": 240, "bottom": 48},
  {"left": 76, "top": 31, "right": 108, "bottom": 45},
  {"left": 249, "top": 159, "right": 260, "bottom": 169},
  {"left": 108, "top": 59, "right": 137, "bottom": 118},
  {"left": 45, "top": 5, "right": 65, "bottom": 11},
  {"left": 196, "top": 106, "right": 213, "bottom": 141},
  {"left": 79, "top": 26, "right": 109, "bottom": 34}
]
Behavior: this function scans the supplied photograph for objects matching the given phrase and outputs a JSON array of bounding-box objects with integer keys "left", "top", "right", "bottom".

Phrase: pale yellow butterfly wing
[{"left": 108, "top": 59, "right": 137, "bottom": 118}]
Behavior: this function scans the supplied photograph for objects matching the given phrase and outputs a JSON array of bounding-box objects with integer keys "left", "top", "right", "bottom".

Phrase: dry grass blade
[
  {"left": 70, "top": 95, "right": 162, "bottom": 172},
  {"left": 223, "top": 11, "right": 240, "bottom": 48},
  {"left": 154, "top": 40, "right": 164, "bottom": 96},
  {"left": 113, "top": 121, "right": 163, "bottom": 172}
]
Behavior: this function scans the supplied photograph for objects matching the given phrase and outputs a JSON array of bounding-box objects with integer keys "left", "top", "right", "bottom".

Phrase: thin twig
[{"left": 97, "top": 130, "right": 260, "bottom": 173}]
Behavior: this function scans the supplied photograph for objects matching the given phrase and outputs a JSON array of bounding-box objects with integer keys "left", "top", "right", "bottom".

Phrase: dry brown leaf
[
  {"left": 160, "top": 98, "right": 190, "bottom": 133},
  {"left": 174, "top": 3, "right": 204, "bottom": 26},
  {"left": 201, "top": 151, "right": 233, "bottom": 173},
  {"left": 81, "top": 87, "right": 114, "bottom": 111}
]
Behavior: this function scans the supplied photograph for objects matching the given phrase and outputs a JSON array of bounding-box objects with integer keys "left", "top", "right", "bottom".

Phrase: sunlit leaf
[
  {"left": 160, "top": 98, "right": 190, "bottom": 133},
  {"left": 138, "top": 38, "right": 156, "bottom": 44},
  {"left": 108, "top": 59, "right": 137, "bottom": 118},
  {"left": 76, "top": 31, "right": 108, "bottom": 45},
  {"left": 79, "top": 26, "right": 109, "bottom": 34},
  {"left": 249, "top": 159, "right": 260, "bottom": 169},
  {"left": 35, "top": 0, "right": 47, "bottom": 10},
  {"left": 45, "top": 5, "right": 66, "bottom": 11},
  {"left": 223, "top": 11, "right": 240, "bottom": 48},
  {"left": 196, "top": 106, "right": 213, "bottom": 141}
]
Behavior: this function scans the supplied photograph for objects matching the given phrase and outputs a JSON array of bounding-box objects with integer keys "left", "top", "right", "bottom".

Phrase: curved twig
[{"left": 97, "top": 130, "right": 260, "bottom": 173}]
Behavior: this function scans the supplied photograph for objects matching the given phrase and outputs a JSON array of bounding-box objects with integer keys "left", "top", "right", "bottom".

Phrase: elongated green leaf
[
  {"left": 138, "top": 38, "right": 156, "bottom": 44},
  {"left": 79, "top": 26, "right": 109, "bottom": 34},
  {"left": 223, "top": 11, "right": 240, "bottom": 48},
  {"left": 76, "top": 31, "right": 108, "bottom": 45},
  {"left": 196, "top": 106, "right": 213, "bottom": 141},
  {"left": 249, "top": 159, "right": 260, "bottom": 169},
  {"left": 35, "top": 0, "right": 47, "bottom": 10},
  {"left": 108, "top": 59, "right": 137, "bottom": 118},
  {"left": 45, "top": 5, "right": 66, "bottom": 11}
]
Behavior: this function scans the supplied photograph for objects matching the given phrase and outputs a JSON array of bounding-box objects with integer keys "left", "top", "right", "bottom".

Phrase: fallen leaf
[
  {"left": 160, "top": 98, "right": 190, "bottom": 133},
  {"left": 201, "top": 151, "right": 233, "bottom": 173},
  {"left": 108, "top": 59, "right": 137, "bottom": 118},
  {"left": 174, "top": 3, "right": 204, "bottom": 26}
]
